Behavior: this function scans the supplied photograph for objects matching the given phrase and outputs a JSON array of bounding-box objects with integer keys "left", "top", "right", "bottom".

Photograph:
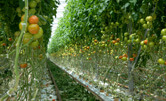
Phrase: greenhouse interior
[{"left": 0, "top": 0, "right": 166, "bottom": 101}]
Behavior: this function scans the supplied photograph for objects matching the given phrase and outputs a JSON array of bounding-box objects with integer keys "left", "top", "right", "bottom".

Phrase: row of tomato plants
[
  {"left": 48, "top": 0, "right": 166, "bottom": 100},
  {"left": 0, "top": 0, "right": 59, "bottom": 100}
]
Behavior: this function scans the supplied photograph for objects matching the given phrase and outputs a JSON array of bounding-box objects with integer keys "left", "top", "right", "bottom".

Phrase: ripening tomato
[
  {"left": 116, "top": 38, "right": 120, "bottom": 42},
  {"left": 21, "top": 14, "right": 25, "bottom": 21},
  {"left": 123, "top": 54, "right": 128, "bottom": 58},
  {"left": 28, "top": 15, "right": 39, "bottom": 24},
  {"left": 165, "top": 61, "right": 166, "bottom": 65},
  {"left": 112, "top": 40, "right": 116, "bottom": 44},
  {"left": 20, "top": 63, "right": 27, "bottom": 68},
  {"left": 94, "top": 39, "right": 97, "bottom": 42},
  {"left": 28, "top": 24, "right": 39, "bottom": 34}
]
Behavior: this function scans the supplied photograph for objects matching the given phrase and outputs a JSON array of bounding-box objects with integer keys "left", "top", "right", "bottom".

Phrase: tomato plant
[{"left": 48, "top": 0, "right": 166, "bottom": 100}]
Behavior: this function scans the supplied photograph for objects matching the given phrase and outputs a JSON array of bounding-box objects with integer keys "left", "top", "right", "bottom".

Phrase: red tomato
[
  {"left": 130, "top": 58, "right": 134, "bottom": 61},
  {"left": 132, "top": 54, "right": 137, "bottom": 57},
  {"left": 20, "top": 63, "right": 28, "bottom": 68},
  {"left": 2, "top": 43, "right": 6, "bottom": 46},
  {"left": 28, "top": 15, "right": 39, "bottom": 24},
  {"left": 8, "top": 38, "right": 12, "bottom": 41},
  {"left": 119, "top": 56, "right": 123, "bottom": 59},
  {"left": 144, "top": 40, "right": 148, "bottom": 44}
]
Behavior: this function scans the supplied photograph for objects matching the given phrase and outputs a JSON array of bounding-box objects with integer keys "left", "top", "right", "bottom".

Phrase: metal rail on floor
[{"left": 47, "top": 60, "right": 62, "bottom": 101}]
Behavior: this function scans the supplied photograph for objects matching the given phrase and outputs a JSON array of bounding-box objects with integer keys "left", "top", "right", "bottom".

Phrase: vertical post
[{"left": 128, "top": 19, "right": 134, "bottom": 95}]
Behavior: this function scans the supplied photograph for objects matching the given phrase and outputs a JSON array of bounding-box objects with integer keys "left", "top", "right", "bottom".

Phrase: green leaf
[
  {"left": 116, "top": 0, "right": 121, "bottom": 3},
  {"left": 130, "top": 0, "right": 137, "bottom": 5},
  {"left": 122, "top": 3, "right": 130, "bottom": 9}
]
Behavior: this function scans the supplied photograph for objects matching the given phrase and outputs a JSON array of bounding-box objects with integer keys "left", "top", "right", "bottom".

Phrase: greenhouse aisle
[
  {"left": 1, "top": 0, "right": 166, "bottom": 101},
  {"left": 38, "top": 67, "right": 57, "bottom": 101}
]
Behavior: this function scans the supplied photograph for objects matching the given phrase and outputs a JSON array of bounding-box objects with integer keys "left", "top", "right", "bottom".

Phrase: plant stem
[{"left": 0, "top": 0, "right": 28, "bottom": 100}]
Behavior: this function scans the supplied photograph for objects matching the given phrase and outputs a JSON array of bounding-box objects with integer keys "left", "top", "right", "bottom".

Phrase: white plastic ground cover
[
  {"left": 39, "top": 68, "right": 57, "bottom": 101},
  {"left": 50, "top": 59, "right": 114, "bottom": 101}
]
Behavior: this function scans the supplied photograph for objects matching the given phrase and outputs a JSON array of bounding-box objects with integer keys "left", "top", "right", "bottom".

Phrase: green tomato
[
  {"left": 101, "top": 31, "right": 105, "bottom": 34},
  {"left": 114, "top": 43, "right": 119, "bottom": 46},
  {"left": 23, "top": 33, "right": 33, "bottom": 44},
  {"left": 158, "top": 58, "right": 165, "bottom": 64},
  {"left": 127, "top": 40, "right": 131, "bottom": 44},
  {"left": 33, "top": 27, "right": 43, "bottom": 40},
  {"left": 29, "top": 9, "right": 36, "bottom": 15},
  {"left": 143, "top": 45, "right": 147, "bottom": 49},
  {"left": 146, "top": 16, "right": 153, "bottom": 22},
  {"left": 161, "top": 28, "right": 166, "bottom": 35},
  {"left": 14, "top": 31, "right": 20, "bottom": 37},
  {"left": 111, "top": 22, "right": 114, "bottom": 26},
  {"left": 124, "top": 32, "right": 129, "bottom": 36},
  {"left": 115, "top": 56, "right": 118, "bottom": 59},
  {"left": 23, "top": 38, "right": 31, "bottom": 44},
  {"left": 140, "top": 18, "right": 145, "bottom": 24},
  {"left": 124, "top": 37, "right": 128, "bottom": 41},
  {"left": 148, "top": 42, "right": 154, "bottom": 47},
  {"left": 22, "top": 7, "right": 25, "bottom": 12},
  {"left": 129, "top": 34, "right": 134, "bottom": 39},
  {"left": 143, "top": 24, "right": 148, "bottom": 29},
  {"left": 105, "top": 27, "right": 108, "bottom": 31},
  {"left": 24, "top": 32, "right": 33, "bottom": 39},
  {"left": 115, "top": 22, "right": 119, "bottom": 26},
  {"left": 29, "top": 1, "right": 37, "bottom": 8},
  {"left": 162, "top": 35, "right": 166, "bottom": 42},
  {"left": 122, "top": 57, "right": 127, "bottom": 61},
  {"left": 30, "top": 40, "right": 39, "bottom": 48},
  {"left": 135, "top": 38, "right": 140, "bottom": 43},
  {"left": 140, "top": 41, "right": 144, "bottom": 46},
  {"left": 35, "top": 0, "right": 41, "bottom": 3},
  {"left": 16, "top": 7, "right": 21, "bottom": 13}
]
